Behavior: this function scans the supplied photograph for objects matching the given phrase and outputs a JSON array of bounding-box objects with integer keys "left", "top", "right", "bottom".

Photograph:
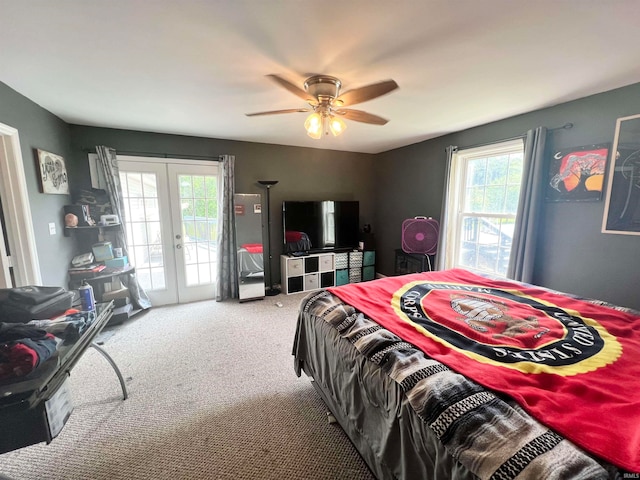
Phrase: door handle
[{"left": 176, "top": 244, "right": 182, "bottom": 249}]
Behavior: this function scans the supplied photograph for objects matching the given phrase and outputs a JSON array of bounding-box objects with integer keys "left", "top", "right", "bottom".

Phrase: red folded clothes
[{"left": 0, "top": 323, "right": 58, "bottom": 380}]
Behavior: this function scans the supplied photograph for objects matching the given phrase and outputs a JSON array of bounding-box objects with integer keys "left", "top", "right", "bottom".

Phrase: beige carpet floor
[{"left": 0, "top": 292, "right": 375, "bottom": 480}]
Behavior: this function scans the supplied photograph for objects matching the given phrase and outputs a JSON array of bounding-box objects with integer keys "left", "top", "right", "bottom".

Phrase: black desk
[
  {"left": 0, "top": 301, "right": 127, "bottom": 454},
  {"left": 394, "top": 249, "right": 434, "bottom": 275}
]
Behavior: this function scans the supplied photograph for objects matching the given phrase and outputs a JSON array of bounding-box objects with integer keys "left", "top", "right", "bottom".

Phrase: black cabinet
[{"left": 394, "top": 249, "right": 434, "bottom": 275}]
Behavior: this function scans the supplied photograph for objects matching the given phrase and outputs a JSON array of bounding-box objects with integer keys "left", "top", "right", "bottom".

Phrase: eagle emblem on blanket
[
  {"left": 450, "top": 294, "right": 549, "bottom": 339},
  {"left": 391, "top": 280, "right": 622, "bottom": 375}
]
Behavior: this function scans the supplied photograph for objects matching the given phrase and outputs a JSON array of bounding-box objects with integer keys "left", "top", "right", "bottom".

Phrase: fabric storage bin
[
  {"left": 320, "top": 271, "right": 335, "bottom": 288},
  {"left": 363, "top": 266, "right": 376, "bottom": 281},
  {"left": 336, "top": 269, "right": 349, "bottom": 286},
  {"left": 363, "top": 251, "right": 375, "bottom": 267},
  {"left": 349, "top": 251, "right": 363, "bottom": 267},
  {"left": 349, "top": 268, "right": 362, "bottom": 283},
  {"left": 335, "top": 252, "right": 349, "bottom": 269}
]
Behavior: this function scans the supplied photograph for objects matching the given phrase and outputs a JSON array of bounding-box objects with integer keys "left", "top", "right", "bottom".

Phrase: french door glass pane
[
  {"left": 119, "top": 171, "right": 166, "bottom": 292},
  {"left": 178, "top": 174, "right": 218, "bottom": 286}
]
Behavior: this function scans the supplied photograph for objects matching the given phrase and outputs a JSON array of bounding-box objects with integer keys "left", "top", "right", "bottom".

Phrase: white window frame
[{"left": 443, "top": 139, "right": 524, "bottom": 276}]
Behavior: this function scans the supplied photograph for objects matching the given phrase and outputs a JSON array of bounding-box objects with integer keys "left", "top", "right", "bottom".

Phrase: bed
[
  {"left": 284, "top": 231, "right": 312, "bottom": 254},
  {"left": 293, "top": 268, "right": 639, "bottom": 479},
  {"left": 237, "top": 243, "right": 264, "bottom": 278}
]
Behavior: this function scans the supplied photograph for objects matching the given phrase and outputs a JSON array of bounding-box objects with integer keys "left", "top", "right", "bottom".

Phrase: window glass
[{"left": 446, "top": 140, "right": 524, "bottom": 277}]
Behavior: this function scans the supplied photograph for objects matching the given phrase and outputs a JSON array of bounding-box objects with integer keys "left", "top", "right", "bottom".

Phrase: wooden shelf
[{"left": 64, "top": 224, "right": 121, "bottom": 237}]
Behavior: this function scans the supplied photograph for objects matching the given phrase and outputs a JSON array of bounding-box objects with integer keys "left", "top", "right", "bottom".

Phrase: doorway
[
  {"left": 0, "top": 122, "right": 41, "bottom": 288},
  {"left": 118, "top": 157, "right": 219, "bottom": 305}
]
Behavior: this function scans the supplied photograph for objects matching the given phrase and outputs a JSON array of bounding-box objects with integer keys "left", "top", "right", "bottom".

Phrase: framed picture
[
  {"left": 546, "top": 143, "right": 609, "bottom": 202},
  {"left": 602, "top": 113, "right": 640, "bottom": 235},
  {"left": 36, "top": 149, "right": 69, "bottom": 195}
]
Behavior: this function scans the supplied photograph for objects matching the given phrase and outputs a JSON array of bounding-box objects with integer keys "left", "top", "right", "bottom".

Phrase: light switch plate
[{"left": 49, "top": 222, "right": 56, "bottom": 235}]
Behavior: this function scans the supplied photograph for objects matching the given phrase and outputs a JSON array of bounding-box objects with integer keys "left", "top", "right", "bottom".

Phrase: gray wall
[
  {"left": 4, "top": 77, "right": 640, "bottom": 310},
  {"left": 375, "top": 82, "right": 640, "bottom": 310},
  {"left": 0, "top": 82, "right": 76, "bottom": 286},
  {"left": 68, "top": 126, "right": 375, "bottom": 284}
]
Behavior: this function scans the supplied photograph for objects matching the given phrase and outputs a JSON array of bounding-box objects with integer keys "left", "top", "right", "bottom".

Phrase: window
[{"left": 443, "top": 139, "right": 524, "bottom": 277}]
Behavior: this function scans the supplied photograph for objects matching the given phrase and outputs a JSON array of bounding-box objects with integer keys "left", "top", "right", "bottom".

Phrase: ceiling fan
[{"left": 246, "top": 74, "right": 399, "bottom": 139}]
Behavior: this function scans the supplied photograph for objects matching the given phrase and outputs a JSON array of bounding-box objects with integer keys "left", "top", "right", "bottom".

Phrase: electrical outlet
[{"left": 48, "top": 222, "right": 56, "bottom": 235}]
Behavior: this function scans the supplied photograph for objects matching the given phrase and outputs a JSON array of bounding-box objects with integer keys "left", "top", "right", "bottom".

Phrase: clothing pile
[
  {"left": 0, "top": 286, "right": 96, "bottom": 381},
  {"left": 0, "top": 312, "right": 95, "bottom": 381},
  {"left": 0, "top": 323, "right": 58, "bottom": 380}
]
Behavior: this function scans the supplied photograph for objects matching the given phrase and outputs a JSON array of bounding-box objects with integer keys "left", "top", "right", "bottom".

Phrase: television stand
[{"left": 280, "top": 249, "right": 376, "bottom": 294}]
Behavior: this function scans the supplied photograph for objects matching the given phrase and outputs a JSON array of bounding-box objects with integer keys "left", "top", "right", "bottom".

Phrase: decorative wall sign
[
  {"left": 36, "top": 149, "right": 69, "bottom": 195},
  {"left": 602, "top": 113, "right": 640, "bottom": 235},
  {"left": 546, "top": 144, "right": 609, "bottom": 202}
]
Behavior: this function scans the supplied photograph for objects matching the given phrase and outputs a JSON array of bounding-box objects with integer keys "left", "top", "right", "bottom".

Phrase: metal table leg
[{"left": 90, "top": 343, "right": 129, "bottom": 400}]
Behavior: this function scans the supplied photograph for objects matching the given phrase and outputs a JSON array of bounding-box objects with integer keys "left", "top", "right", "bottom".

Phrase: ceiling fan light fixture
[
  {"left": 247, "top": 74, "right": 399, "bottom": 139},
  {"left": 304, "top": 112, "right": 323, "bottom": 139},
  {"left": 328, "top": 115, "right": 347, "bottom": 137}
]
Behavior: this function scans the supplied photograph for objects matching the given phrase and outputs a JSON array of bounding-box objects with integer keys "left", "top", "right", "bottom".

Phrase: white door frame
[
  {"left": 117, "top": 155, "right": 218, "bottom": 304},
  {"left": 117, "top": 159, "right": 179, "bottom": 306},
  {"left": 0, "top": 122, "right": 42, "bottom": 286}
]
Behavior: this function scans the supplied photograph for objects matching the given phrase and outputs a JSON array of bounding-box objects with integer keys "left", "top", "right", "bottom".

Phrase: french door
[{"left": 118, "top": 157, "right": 219, "bottom": 305}]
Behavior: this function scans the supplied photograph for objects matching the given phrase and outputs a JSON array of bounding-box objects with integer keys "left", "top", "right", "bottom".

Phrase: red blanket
[
  {"left": 328, "top": 269, "right": 640, "bottom": 472},
  {"left": 241, "top": 243, "right": 263, "bottom": 254}
]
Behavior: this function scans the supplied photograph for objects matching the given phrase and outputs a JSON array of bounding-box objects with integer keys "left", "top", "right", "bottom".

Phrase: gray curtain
[
  {"left": 95, "top": 146, "right": 151, "bottom": 310},
  {"left": 436, "top": 145, "right": 457, "bottom": 271},
  {"left": 507, "top": 127, "right": 547, "bottom": 283},
  {"left": 215, "top": 155, "right": 238, "bottom": 301}
]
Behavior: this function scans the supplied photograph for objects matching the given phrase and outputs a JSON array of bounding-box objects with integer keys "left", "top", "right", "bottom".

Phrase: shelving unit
[
  {"left": 280, "top": 252, "right": 335, "bottom": 294},
  {"left": 65, "top": 223, "right": 135, "bottom": 324},
  {"left": 281, "top": 249, "right": 375, "bottom": 294},
  {"left": 335, "top": 250, "right": 376, "bottom": 285},
  {"left": 64, "top": 223, "right": 121, "bottom": 238}
]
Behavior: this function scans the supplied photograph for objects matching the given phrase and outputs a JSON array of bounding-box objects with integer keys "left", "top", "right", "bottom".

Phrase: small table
[
  {"left": 394, "top": 249, "right": 434, "bottom": 275},
  {"left": 0, "top": 301, "right": 128, "bottom": 454}
]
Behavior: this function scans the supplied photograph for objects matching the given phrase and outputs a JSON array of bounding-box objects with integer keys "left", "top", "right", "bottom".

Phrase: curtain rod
[
  {"left": 82, "top": 148, "right": 220, "bottom": 161},
  {"left": 455, "top": 134, "right": 526, "bottom": 152},
  {"left": 454, "top": 123, "right": 573, "bottom": 151},
  {"left": 549, "top": 122, "right": 574, "bottom": 132}
]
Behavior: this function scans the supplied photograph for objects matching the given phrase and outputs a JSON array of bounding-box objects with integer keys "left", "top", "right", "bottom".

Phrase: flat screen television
[{"left": 282, "top": 200, "right": 359, "bottom": 254}]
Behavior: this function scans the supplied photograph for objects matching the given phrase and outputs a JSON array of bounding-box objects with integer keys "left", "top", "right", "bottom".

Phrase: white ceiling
[{"left": 2, "top": 1, "right": 640, "bottom": 154}]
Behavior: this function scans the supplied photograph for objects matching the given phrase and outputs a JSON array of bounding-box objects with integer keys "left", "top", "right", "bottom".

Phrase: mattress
[{"left": 292, "top": 271, "right": 632, "bottom": 479}]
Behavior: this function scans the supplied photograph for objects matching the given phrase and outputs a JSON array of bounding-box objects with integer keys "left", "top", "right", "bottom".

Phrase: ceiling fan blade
[
  {"left": 266, "top": 74, "right": 316, "bottom": 102},
  {"left": 246, "top": 108, "right": 310, "bottom": 117},
  {"left": 335, "top": 109, "right": 389, "bottom": 125},
  {"left": 335, "top": 79, "right": 398, "bottom": 107}
]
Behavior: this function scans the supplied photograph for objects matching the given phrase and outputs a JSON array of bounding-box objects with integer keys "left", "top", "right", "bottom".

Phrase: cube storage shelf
[{"left": 281, "top": 250, "right": 375, "bottom": 295}]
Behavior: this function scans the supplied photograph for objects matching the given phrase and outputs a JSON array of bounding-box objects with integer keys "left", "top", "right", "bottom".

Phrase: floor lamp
[{"left": 258, "top": 180, "right": 281, "bottom": 296}]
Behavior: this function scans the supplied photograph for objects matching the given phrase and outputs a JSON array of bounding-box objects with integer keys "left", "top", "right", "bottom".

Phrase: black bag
[
  {"left": 0, "top": 286, "right": 74, "bottom": 323},
  {"left": 8, "top": 286, "right": 66, "bottom": 305}
]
